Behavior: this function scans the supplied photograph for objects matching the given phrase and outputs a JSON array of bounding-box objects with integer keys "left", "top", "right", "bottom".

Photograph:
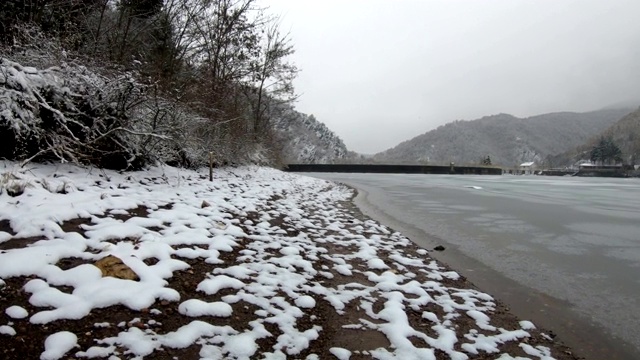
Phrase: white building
[{"left": 519, "top": 161, "right": 536, "bottom": 175}]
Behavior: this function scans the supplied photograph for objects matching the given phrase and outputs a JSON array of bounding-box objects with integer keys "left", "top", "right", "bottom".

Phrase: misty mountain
[
  {"left": 549, "top": 107, "right": 640, "bottom": 166},
  {"left": 373, "top": 109, "right": 633, "bottom": 167},
  {"left": 601, "top": 99, "right": 640, "bottom": 110},
  {"left": 271, "top": 105, "right": 348, "bottom": 164}
]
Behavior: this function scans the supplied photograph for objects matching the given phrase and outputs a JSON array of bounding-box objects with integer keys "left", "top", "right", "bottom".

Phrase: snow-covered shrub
[
  {"left": 0, "top": 58, "right": 184, "bottom": 169},
  {"left": 0, "top": 50, "right": 253, "bottom": 170},
  {"left": 124, "top": 94, "right": 209, "bottom": 168},
  {"left": 2, "top": 59, "right": 110, "bottom": 165},
  {"left": 0, "top": 171, "right": 31, "bottom": 196},
  {"left": 40, "top": 177, "right": 74, "bottom": 194},
  {"left": 1, "top": 25, "right": 62, "bottom": 68}
]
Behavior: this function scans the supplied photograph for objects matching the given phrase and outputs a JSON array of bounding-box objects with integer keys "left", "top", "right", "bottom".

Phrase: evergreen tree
[{"left": 590, "top": 136, "right": 622, "bottom": 165}]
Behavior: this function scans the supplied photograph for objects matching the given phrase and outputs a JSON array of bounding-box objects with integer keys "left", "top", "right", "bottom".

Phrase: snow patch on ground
[
  {"left": 41, "top": 331, "right": 77, "bottom": 360},
  {"left": 520, "top": 320, "right": 537, "bottom": 330},
  {"left": 0, "top": 325, "right": 16, "bottom": 336},
  {"left": 295, "top": 295, "right": 316, "bottom": 309},
  {"left": 330, "top": 347, "right": 352, "bottom": 359},
  {"left": 5, "top": 305, "right": 28, "bottom": 319},
  {"left": 178, "top": 299, "right": 233, "bottom": 317}
]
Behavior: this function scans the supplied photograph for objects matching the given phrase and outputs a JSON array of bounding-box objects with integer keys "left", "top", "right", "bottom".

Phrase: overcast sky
[{"left": 264, "top": 0, "right": 640, "bottom": 154}]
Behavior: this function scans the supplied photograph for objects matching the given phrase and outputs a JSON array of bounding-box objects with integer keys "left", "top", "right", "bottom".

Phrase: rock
[
  {"left": 201, "top": 200, "right": 210, "bottom": 208},
  {"left": 213, "top": 222, "right": 227, "bottom": 230},
  {"left": 433, "top": 245, "right": 445, "bottom": 251},
  {"left": 94, "top": 255, "right": 138, "bottom": 280}
]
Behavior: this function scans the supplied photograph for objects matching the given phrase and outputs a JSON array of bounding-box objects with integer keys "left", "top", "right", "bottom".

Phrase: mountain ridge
[
  {"left": 549, "top": 107, "right": 640, "bottom": 166},
  {"left": 373, "top": 108, "right": 633, "bottom": 167}
]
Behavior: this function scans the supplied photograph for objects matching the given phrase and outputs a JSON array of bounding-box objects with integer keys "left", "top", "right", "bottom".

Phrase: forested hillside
[
  {"left": 549, "top": 107, "right": 640, "bottom": 166},
  {"left": 0, "top": 0, "right": 346, "bottom": 169},
  {"left": 271, "top": 106, "right": 348, "bottom": 163},
  {"left": 374, "top": 109, "right": 632, "bottom": 167}
]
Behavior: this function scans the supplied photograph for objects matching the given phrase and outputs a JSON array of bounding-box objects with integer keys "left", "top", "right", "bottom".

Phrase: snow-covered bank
[{"left": 0, "top": 161, "right": 575, "bottom": 359}]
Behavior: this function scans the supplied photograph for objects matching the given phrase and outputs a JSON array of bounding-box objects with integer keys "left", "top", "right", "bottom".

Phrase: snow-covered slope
[
  {"left": 0, "top": 57, "right": 348, "bottom": 168},
  {"left": 271, "top": 105, "right": 348, "bottom": 164}
]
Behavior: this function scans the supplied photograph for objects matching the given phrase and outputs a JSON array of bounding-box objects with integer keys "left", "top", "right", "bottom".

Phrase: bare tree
[{"left": 248, "top": 18, "right": 298, "bottom": 134}]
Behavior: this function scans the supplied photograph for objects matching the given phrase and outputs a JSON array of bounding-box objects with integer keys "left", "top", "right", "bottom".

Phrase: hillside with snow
[
  {"left": 0, "top": 0, "right": 346, "bottom": 170},
  {"left": 374, "top": 109, "right": 633, "bottom": 167},
  {"left": 0, "top": 57, "right": 348, "bottom": 169},
  {"left": 271, "top": 105, "right": 349, "bottom": 164},
  {"left": 549, "top": 106, "right": 640, "bottom": 166}
]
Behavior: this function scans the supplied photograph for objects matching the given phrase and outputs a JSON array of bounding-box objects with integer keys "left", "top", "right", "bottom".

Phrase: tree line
[{"left": 0, "top": 0, "right": 297, "bottom": 169}]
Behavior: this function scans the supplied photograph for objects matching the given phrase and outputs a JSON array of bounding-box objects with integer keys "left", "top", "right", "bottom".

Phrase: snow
[
  {"left": 520, "top": 320, "right": 537, "bottom": 330},
  {"left": 0, "top": 325, "right": 16, "bottom": 336},
  {"left": 41, "top": 331, "right": 78, "bottom": 360},
  {"left": 295, "top": 295, "right": 316, "bottom": 309},
  {"left": 520, "top": 343, "right": 553, "bottom": 358},
  {"left": 197, "top": 275, "right": 245, "bottom": 295},
  {"left": 5, "top": 305, "right": 28, "bottom": 319},
  {"left": 467, "top": 309, "right": 496, "bottom": 331},
  {"left": 367, "top": 258, "right": 389, "bottom": 269},
  {"left": 178, "top": 299, "right": 233, "bottom": 317},
  {"left": 330, "top": 347, "right": 352, "bottom": 359},
  {"left": 0, "top": 161, "right": 552, "bottom": 358}
]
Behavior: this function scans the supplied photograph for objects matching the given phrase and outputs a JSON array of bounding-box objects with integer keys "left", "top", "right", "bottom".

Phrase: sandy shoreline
[{"left": 349, "top": 185, "right": 640, "bottom": 360}]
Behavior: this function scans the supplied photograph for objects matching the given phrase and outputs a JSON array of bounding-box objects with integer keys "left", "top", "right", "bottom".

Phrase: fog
[{"left": 266, "top": 0, "right": 640, "bottom": 154}]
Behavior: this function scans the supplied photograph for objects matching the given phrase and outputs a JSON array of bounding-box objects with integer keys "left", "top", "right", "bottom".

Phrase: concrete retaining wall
[{"left": 285, "top": 164, "right": 502, "bottom": 175}]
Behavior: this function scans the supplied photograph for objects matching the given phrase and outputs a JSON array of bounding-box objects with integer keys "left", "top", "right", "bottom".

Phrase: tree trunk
[
  {"left": 118, "top": 14, "right": 134, "bottom": 62},
  {"left": 92, "top": 0, "right": 109, "bottom": 55}
]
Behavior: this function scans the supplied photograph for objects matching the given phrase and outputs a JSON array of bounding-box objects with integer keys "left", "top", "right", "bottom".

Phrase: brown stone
[{"left": 94, "top": 255, "right": 139, "bottom": 281}]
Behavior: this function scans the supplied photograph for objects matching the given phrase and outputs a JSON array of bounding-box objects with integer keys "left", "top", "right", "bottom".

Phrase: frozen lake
[{"left": 303, "top": 173, "right": 640, "bottom": 359}]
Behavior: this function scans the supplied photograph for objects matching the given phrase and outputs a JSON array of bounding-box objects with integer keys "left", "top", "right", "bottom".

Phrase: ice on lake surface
[{"left": 305, "top": 172, "right": 640, "bottom": 353}]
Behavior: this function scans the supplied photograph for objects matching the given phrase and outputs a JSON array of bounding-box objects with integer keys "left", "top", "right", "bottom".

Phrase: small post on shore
[{"left": 208, "top": 152, "right": 214, "bottom": 182}]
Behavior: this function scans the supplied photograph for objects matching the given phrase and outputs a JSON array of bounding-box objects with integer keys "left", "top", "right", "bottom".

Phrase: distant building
[
  {"left": 519, "top": 161, "right": 536, "bottom": 175},
  {"left": 578, "top": 162, "right": 596, "bottom": 169},
  {"left": 578, "top": 162, "right": 621, "bottom": 169}
]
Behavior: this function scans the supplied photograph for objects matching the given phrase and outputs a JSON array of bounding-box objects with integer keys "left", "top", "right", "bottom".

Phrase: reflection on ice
[{"left": 566, "top": 222, "right": 640, "bottom": 242}]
